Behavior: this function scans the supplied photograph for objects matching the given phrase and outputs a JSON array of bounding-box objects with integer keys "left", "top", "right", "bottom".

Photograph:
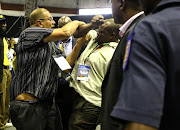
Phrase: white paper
[{"left": 53, "top": 55, "right": 71, "bottom": 71}]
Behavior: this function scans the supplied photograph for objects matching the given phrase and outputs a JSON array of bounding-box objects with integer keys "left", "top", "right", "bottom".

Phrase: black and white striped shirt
[{"left": 10, "top": 27, "right": 61, "bottom": 101}]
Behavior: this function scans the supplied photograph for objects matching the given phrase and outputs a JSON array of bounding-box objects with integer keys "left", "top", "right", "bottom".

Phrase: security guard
[
  {"left": 0, "top": 14, "right": 12, "bottom": 130},
  {"left": 111, "top": 0, "right": 180, "bottom": 130}
]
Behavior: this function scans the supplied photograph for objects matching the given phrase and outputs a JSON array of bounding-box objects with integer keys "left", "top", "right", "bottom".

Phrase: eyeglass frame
[{"left": 39, "top": 17, "right": 54, "bottom": 21}]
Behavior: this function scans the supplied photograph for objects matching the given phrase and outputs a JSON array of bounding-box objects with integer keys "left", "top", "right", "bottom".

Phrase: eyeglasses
[{"left": 39, "top": 17, "right": 54, "bottom": 21}]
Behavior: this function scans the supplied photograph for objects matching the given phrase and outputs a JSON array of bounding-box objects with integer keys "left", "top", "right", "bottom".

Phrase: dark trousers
[
  {"left": 68, "top": 95, "right": 101, "bottom": 130},
  {"left": 10, "top": 100, "right": 63, "bottom": 130},
  {"left": 56, "top": 78, "right": 74, "bottom": 130}
]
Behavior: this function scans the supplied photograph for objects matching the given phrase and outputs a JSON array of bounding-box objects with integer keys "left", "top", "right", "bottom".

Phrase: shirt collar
[
  {"left": 152, "top": 0, "right": 180, "bottom": 13},
  {"left": 119, "top": 11, "right": 144, "bottom": 37}
]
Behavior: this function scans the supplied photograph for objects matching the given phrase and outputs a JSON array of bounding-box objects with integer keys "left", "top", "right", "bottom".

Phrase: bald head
[
  {"left": 103, "top": 19, "right": 121, "bottom": 35},
  {"left": 58, "top": 16, "right": 72, "bottom": 28},
  {"left": 96, "top": 19, "right": 120, "bottom": 44},
  {"left": 29, "top": 8, "right": 50, "bottom": 25}
]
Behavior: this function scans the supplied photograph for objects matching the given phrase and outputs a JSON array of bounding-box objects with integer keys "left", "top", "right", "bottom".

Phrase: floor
[{"left": 4, "top": 123, "right": 101, "bottom": 130}]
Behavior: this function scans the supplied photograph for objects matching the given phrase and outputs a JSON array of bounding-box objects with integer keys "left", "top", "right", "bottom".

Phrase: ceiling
[
  {"left": 0, "top": 0, "right": 113, "bottom": 37},
  {"left": 0, "top": 0, "right": 111, "bottom": 9}
]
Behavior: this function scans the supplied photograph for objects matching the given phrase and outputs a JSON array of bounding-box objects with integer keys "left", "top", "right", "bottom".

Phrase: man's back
[
  {"left": 11, "top": 27, "right": 60, "bottom": 101},
  {"left": 111, "top": 1, "right": 180, "bottom": 129},
  {"left": 145, "top": 2, "right": 180, "bottom": 129}
]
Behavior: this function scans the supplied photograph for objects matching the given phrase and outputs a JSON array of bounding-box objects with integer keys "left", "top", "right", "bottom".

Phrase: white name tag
[
  {"left": 53, "top": 55, "right": 71, "bottom": 71},
  {"left": 77, "top": 64, "right": 90, "bottom": 81}
]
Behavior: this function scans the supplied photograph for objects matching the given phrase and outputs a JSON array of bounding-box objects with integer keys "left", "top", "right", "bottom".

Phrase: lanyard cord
[{"left": 84, "top": 43, "right": 109, "bottom": 64}]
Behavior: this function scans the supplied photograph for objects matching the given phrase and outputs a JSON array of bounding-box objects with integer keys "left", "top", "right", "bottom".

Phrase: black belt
[
  {"left": 3, "top": 65, "right": 9, "bottom": 69},
  {"left": 16, "top": 100, "right": 38, "bottom": 104},
  {"left": 15, "top": 99, "right": 53, "bottom": 104}
]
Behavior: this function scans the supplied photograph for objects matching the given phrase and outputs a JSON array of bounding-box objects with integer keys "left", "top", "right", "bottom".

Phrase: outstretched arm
[
  {"left": 44, "top": 20, "right": 85, "bottom": 43},
  {"left": 74, "top": 15, "right": 104, "bottom": 38}
]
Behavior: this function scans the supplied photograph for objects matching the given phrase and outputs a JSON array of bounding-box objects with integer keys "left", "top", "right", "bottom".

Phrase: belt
[
  {"left": 3, "top": 65, "right": 10, "bottom": 69},
  {"left": 16, "top": 100, "right": 38, "bottom": 104}
]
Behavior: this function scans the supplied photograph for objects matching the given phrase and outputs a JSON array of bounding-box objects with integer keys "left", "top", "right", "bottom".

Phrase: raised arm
[
  {"left": 44, "top": 20, "right": 85, "bottom": 43},
  {"left": 74, "top": 15, "right": 104, "bottom": 38},
  {"left": 125, "top": 122, "right": 157, "bottom": 130},
  {"left": 63, "top": 34, "right": 91, "bottom": 74}
]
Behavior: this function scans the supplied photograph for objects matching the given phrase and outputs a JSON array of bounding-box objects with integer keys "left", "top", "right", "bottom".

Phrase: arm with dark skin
[
  {"left": 74, "top": 15, "right": 104, "bottom": 38},
  {"left": 125, "top": 122, "right": 157, "bottom": 130},
  {"left": 64, "top": 34, "right": 91, "bottom": 73}
]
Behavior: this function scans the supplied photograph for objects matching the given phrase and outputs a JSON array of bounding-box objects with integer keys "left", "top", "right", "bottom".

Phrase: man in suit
[{"left": 101, "top": 0, "right": 144, "bottom": 129}]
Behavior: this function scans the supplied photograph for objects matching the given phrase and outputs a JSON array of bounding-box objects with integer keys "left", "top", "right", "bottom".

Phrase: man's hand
[
  {"left": 91, "top": 15, "right": 104, "bottom": 27},
  {"left": 74, "top": 15, "right": 104, "bottom": 38},
  {"left": 76, "top": 33, "right": 91, "bottom": 46}
]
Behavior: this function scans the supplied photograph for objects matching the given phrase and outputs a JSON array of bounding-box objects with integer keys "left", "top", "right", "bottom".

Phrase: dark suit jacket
[{"left": 101, "top": 14, "right": 145, "bottom": 130}]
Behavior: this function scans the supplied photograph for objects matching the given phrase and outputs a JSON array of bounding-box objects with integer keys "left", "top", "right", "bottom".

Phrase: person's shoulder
[
  {"left": 23, "top": 27, "right": 54, "bottom": 37},
  {"left": 109, "top": 42, "right": 118, "bottom": 48},
  {"left": 135, "top": 12, "right": 168, "bottom": 30},
  {"left": 27, "top": 27, "right": 53, "bottom": 32}
]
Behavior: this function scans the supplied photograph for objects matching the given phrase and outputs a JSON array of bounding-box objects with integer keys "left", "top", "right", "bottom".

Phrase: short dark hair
[
  {"left": 127, "top": 0, "right": 141, "bottom": 11},
  {"left": 104, "top": 19, "right": 121, "bottom": 39}
]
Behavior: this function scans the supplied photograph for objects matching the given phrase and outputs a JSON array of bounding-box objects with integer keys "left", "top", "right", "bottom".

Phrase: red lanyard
[{"left": 84, "top": 43, "right": 108, "bottom": 64}]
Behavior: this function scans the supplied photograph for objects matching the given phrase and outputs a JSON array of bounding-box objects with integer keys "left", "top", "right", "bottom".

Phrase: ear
[
  {"left": 120, "top": 0, "right": 125, "bottom": 10},
  {"left": 110, "top": 32, "right": 118, "bottom": 41},
  {"left": 109, "top": 32, "right": 116, "bottom": 41},
  {"left": 36, "top": 20, "right": 43, "bottom": 27}
]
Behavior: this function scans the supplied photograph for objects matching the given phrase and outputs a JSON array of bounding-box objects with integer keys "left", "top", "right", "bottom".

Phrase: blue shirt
[
  {"left": 111, "top": 0, "right": 180, "bottom": 129},
  {"left": 57, "top": 36, "right": 73, "bottom": 56}
]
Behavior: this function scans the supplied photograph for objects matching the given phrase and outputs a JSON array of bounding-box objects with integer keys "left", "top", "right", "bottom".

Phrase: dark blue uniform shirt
[{"left": 111, "top": 0, "right": 180, "bottom": 129}]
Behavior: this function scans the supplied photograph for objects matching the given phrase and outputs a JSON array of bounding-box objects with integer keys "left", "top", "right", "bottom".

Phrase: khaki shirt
[{"left": 69, "top": 30, "right": 118, "bottom": 107}]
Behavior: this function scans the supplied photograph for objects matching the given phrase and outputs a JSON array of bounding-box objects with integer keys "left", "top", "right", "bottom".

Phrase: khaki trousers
[{"left": 0, "top": 68, "right": 12, "bottom": 130}]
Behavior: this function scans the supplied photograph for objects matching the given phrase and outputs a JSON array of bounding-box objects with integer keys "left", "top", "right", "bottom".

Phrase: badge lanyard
[{"left": 84, "top": 43, "right": 109, "bottom": 64}]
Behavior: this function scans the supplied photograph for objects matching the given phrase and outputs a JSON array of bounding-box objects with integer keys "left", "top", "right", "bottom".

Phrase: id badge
[
  {"left": 52, "top": 55, "right": 71, "bottom": 71},
  {"left": 77, "top": 64, "right": 90, "bottom": 81},
  {"left": 7, "top": 52, "right": 11, "bottom": 60}
]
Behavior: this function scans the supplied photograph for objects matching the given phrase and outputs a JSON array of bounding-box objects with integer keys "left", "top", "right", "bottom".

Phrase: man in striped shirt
[{"left": 9, "top": 8, "right": 87, "bottom": 130}]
